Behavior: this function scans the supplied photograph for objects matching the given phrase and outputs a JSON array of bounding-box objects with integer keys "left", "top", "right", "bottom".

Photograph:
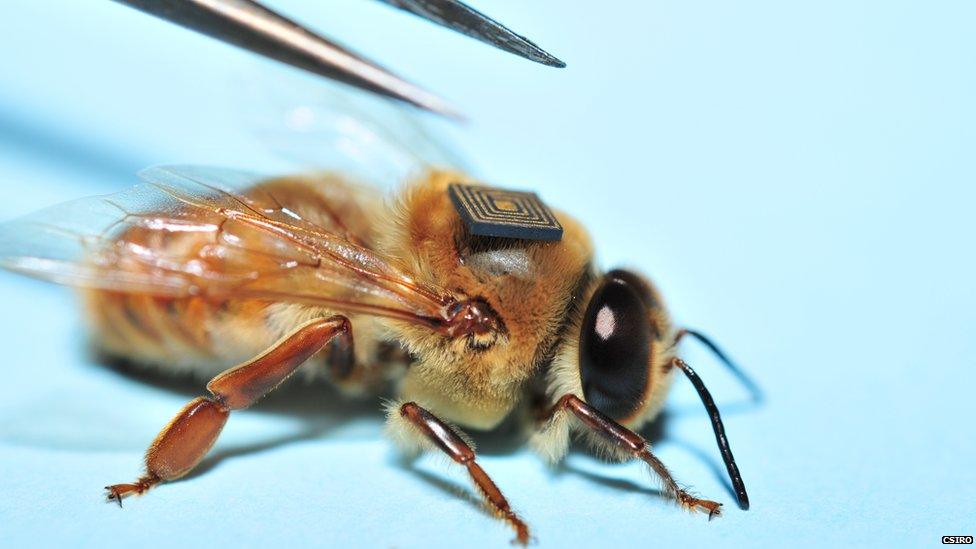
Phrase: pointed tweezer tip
[
  {"left": 378, "top": 0, "right": 566, "bottom": 68},
  {"left": 509, "top": 35, "right": 566, "bottom": 68},
  {"left": 541, "top": 56, "right": 567, "bottom": 69},
  {"left": 527, "top": 48, "right": 566, "bottom": 68}
]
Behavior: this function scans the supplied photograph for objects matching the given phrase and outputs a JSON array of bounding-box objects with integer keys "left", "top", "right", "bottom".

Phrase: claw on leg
[
  {"left": 105, "top": 475, "right": 159, "bottom": 507},
  {"left": 640, "top": 449, "right": 722, "bottom": 520},
  {"left": 105, "top": 487, "right": 124, "bottom": 508},
  {"left": 676, "top": 491, "right": 722, "bottom": 519}
]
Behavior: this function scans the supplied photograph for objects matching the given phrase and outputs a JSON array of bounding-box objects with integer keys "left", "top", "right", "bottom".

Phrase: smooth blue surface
[{"left": 1, "top": 1, "right": 974, "bottom": 547}]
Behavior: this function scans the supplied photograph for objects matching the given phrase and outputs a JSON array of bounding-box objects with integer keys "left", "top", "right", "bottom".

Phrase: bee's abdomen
[
  {"left": 77, "top": 175, "right": 386, "bottom": 380},
  {"left": 83, "top": 290, "right": 275, "bottom": 378}
]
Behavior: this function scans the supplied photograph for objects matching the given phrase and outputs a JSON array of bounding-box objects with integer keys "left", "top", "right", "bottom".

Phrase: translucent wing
[
  {"left": 0, "top": 165, "right": 455, "bottom": 327},
  {"left": 235, "top": 64, "right": 473, "bottom": 190}
]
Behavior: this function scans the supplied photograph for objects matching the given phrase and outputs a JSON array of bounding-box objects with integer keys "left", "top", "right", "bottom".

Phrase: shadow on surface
[
  {"left": 552, "top": 412, "right": 743, "bottom": 507},
  {"left": 666, "top": 399, "right": 764, "bottom": 418},
  {"left": 183, "top": 424, "right": 336, "bottom": 481},
  {"left": 92, "top": 352, "right": 744, "bottom": 506},
  {"left": 393, "top": 457, "right": 494, "bottom": 519},
  {"left": 559, "top": 463, "right": 667, "bottom": 499},
  {"left": 98, "top": 351, "right": 384, "bottom": 419},
  {"left": 97, "top": 352, "right": 386, "bottom": 477},
  {"left": 667, "top": 438, "right": 739, "bottom": 505}
]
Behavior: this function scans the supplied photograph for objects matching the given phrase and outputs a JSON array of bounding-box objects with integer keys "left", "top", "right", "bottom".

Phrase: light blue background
[{"left": 0, "top": 1, "right": 973, "bottom": 547}]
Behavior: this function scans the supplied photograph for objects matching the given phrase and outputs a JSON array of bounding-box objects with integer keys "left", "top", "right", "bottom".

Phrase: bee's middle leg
[
  {"left": 391, "top": 402, "right": 531, "bottom": 545},
  {"left": 105, "top": 315, "right": 352, "bottom": 505}
]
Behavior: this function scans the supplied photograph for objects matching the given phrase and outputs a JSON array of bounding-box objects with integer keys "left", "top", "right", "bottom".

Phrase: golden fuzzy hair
[{"left": 377, "top": 171, "right": 594, "bottom": 429}]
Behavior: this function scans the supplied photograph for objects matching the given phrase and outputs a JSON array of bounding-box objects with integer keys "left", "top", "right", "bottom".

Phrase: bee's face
[
  {"left": 579, "top": 271, "right": 654, "bottom": 419},
  {"left": 561, "top": 269, "right": 676, "bottom": 426}
]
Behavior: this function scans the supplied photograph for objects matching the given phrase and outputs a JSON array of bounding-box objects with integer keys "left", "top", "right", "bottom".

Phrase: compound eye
[{"left": 578, "top": 274, "right": 652, "bottom": 421}]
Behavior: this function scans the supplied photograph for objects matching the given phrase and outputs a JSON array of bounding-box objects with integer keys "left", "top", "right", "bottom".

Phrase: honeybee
[{"left": 0, "top": 101, "right": 753, "bottom": 545}]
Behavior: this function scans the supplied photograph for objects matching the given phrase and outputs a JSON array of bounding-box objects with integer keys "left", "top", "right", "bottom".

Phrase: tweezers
[{"left": 113, "top": 0, "right": 565, "bottom": 118}]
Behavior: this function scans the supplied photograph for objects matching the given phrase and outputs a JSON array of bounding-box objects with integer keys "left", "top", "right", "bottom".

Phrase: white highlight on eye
[{"left": 595, "top": 305, "right": 615, "bottom": 340}]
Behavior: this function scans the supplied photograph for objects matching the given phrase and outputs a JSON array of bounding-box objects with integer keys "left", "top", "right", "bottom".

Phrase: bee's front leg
[
  {"left": 105, "top": 316, "right": 352, "bottom": 505},
  {"left": 538, "top": 394, "right": 723, "bottom": 518},
  {"left": 388, "top": 402, "right": 531, "bottom": 545}
]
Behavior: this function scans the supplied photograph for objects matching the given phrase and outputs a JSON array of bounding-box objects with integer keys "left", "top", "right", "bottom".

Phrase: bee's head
[
  {"left": 575, "top": 269, "right": 674, "bottom": 422},
  {"left": 543, "top": 268, "right": 756, "bottom": 511},
  {"left": 568, "top": 269, "right": 677, "bottom": 425}
]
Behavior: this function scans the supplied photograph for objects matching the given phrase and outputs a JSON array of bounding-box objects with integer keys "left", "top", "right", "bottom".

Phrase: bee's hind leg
[
  {"left": 388, "top": 402, "right": 531, "bottom": 546},
  {"left": 538, "top": 394, "right": 722, "bottom": 518},
  {"left": 105, "top": 316, "right": 352, "bottom": 504}
]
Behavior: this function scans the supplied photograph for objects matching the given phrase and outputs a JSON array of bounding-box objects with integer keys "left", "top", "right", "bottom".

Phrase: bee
[{"left": 0, "top": 107, "right": 753, "bottom": 545}]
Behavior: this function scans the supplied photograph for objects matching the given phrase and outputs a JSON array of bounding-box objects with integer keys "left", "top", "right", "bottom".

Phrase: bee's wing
[
  {"left": 238, "top": 69, "right": 472, "bottom": 189},
  {"left": 0, "top": 165, "right": 454, "bottom": 326}
]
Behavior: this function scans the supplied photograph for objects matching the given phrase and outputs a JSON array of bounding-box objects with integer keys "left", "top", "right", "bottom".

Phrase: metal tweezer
[{"left": 113, "top": 0, "right": 565, "bottom": 118}]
